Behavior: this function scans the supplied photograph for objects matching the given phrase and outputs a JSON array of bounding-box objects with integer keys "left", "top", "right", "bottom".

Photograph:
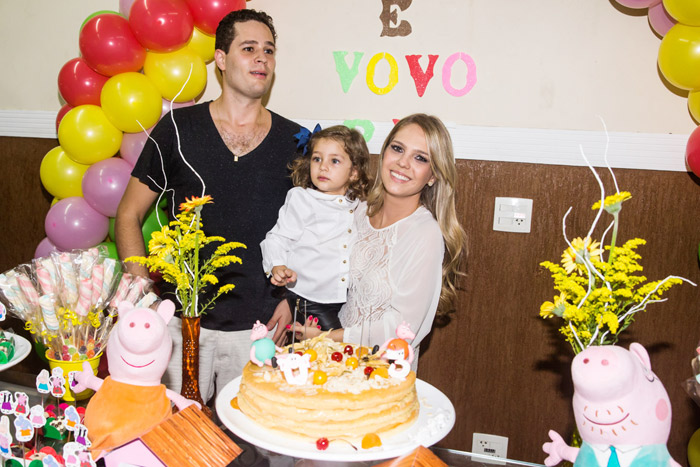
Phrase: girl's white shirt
[
  {"left": 339, "top": 201, "right": 444, "bottom": 359},
  {"left": 260, "top": 187, "right": 358, "bottom": 303}
]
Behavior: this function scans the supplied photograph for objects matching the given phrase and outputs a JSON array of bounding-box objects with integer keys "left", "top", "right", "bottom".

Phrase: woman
[{"left": 291, "top": 114, "right": 466, "bottom": 360}]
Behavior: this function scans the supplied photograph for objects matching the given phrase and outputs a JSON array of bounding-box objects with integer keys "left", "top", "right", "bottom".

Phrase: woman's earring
[{"left": 428, "top": 180, "right": 434, "bottom": 187}]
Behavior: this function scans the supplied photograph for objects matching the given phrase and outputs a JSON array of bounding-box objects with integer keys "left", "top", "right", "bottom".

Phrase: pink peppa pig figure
[
  {"left": 72, "top": 300, "right": 200, "bottom": 459},
  {"left": 249, "top": 320, "right": 282, "bottom": 367},
  {"left": 543, "top": 343, "right": 681, "bottom": 467}
]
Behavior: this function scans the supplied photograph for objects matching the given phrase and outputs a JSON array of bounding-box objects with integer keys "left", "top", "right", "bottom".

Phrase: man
[{"left": 115, "top": 9, "right": 297, "bottom": 403}]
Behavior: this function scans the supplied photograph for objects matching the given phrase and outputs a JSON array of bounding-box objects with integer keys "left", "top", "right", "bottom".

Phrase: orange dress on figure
[{"left": 83, "top": 376, "right": 172, "bottom": 458}]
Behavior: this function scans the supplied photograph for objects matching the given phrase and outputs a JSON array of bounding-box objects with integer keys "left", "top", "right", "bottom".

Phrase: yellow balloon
[
  {"left": 689, "top": 90, "right": 700, "bottom": 123},
  {"left": 187, "top": 27, "right": 215, "bottom": 63},
  {"left": 658, "top": 24, "right": 700, "bottom": 90},
  {"left": 688, "top": 428, "right": 700, "bottom": 467},
  {"left": 664, "top": 0, "right": 700, "bottom": 27},
  {"left": 143, "top": 48, "right": 207, "bottom": 102},
  {"left": 51, "top": 197, "right": 61, "bottom": 207},
  {"left": 101, "top": 72, "right": 162, "bottom": 133},
  {"left": 58, "top": 105, "right": 123, "bottom": 165},
  {"left": 39, "top": 146, "right": 90, "bottom": 199}
]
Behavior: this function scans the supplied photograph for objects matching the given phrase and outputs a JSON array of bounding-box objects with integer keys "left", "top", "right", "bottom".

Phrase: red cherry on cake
[
  {"left": 316, "top": 437, "right": 329, "bottom": 450},
  {"left": 343, "top": 345, "right": 354, "bottom": 355},
  {"left": 364, "top": 366, "right": 374, "bottom": 377},
  {"left": 295, "top": 351, "right": 304, "bottom": 356},
  {"left": 331, "top": 352, "right": 343, "bottom": 362}
]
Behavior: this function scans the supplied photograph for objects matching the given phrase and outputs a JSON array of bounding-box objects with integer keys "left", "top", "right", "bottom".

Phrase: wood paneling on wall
[
  {"left": 2, "top": 137, "right": 699, "bottom": 464},
  {"left": 418, "top": 160, "right": 700, "bottom": 464},
  {"left": 0, "top": 136, "right": 54, "bottom": 270}
]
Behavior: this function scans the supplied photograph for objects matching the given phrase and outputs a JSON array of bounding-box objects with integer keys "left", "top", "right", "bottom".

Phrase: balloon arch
[{"left": 38, "top": 0, "right": 246, "bottom": 259}]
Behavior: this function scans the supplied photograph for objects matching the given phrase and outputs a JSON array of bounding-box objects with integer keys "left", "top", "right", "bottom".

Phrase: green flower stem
[
  {"left": 607, "top": 212, "right": 619, "bottom": 265},
  {"left": 191, "top": 207, "right": 202, "bottom": 318}
]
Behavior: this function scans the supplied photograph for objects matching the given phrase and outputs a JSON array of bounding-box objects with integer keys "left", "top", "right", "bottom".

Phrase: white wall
[{"left": 0, "top": 1, "right": 695, "bottom": 169}]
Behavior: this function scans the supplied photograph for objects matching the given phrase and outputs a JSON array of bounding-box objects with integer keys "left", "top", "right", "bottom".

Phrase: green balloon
[
  {"left": 98, "top": 241, "right": 119, "bottom": 260},
  {"left": 107, "top": 203, "right": 168, "bottom": 255},
  {"left": 108, "top": 217, "right": 116, "bottom": 242},
  {"left": 142, "top": 205, "right": 168, "bottom": 254},
  {"left": 80, "top": 10, "right": 121, "bottom": 32}
]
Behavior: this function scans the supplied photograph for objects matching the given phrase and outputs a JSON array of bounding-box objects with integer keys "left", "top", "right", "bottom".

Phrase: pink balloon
[
  {"left": 615, "top": 0, "right": 660, "bottom": 8},
  {"left": 45, "top": 197, "right": 110, "bottom": 251},
  {"left": 82, "top": 158, "right": 133, "bottom": 217},
  {"left": 34, "top": 237, "right": 59, "bottom": 259},
  {"left": 686, "top": 125, "right": 700, "bottom": 177},
  {"left": 119, "top": 0, "right": 137, "bottom": 17},
  {"left": 649, "top": 2, "right": 676, "bottom": 37},
  {"left": 120, "top": 130, "right": 151, "bottom": 166},
  {"left": 161, "top": 97, "right": 195, "bottom": 118}
]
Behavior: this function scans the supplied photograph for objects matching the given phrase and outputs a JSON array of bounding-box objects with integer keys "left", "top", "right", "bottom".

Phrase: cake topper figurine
[
  {"left": 277, "top": 352, "right": 312, "bottom": 385},
  {"left": 62, "top": 440, "right": 95, "bottom": 467},
  {"left": 14, "top": 391, "right": 28, "bottom": 416},
  {"left": 0, "top": 415, "right": 11, "bottom": 456},
  {"left": 36, "top": 369, "right": 51, "bottom": 394},
  {"left": 378, "top": 322, "right": 415, "bottom": 380},
  {"left": 29, "top": 404, "right": 46, "bottom": 428},
  {"left": 49, "top": 367, "right": 66, "bottom": 399},
  {"left": 64, "top": 405, "right": 80, "bottom": 432},
  {"left": 0, "top": 391, "right": 13, "bottom": 414},
  {"left": 14, "top": 414, "right": 34, "bottom": 442},
  {"left": 42, "top": 454, "right": 61, "bottom": 467},
  {"left": 71, "top": 299, "right": 200, "bottom": 460},
  {"left": 249, "top": 320, "right": 282, "bottom": 367},
  {"left": 379, "top": 321, "right": 415, "bottom": 363},
  {"left": 542, "top": 343, "right": 681, "bottom": 467}
]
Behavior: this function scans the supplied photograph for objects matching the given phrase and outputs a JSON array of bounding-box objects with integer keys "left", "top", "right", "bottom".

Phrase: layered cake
[{"left": 235, "top": 335, "right": 419, "bottom": 444}]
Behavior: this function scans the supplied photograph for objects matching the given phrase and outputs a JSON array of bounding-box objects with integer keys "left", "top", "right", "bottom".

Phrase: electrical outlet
[
  {"left": 492, "top": 197, "right": 533, "bottom": 233},
  {"left": 472, "top": 433, "right": 508, "bottom": 465}
]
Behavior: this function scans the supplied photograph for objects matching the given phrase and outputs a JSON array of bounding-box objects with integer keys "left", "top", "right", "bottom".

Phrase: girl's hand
[
  {"left": 270, "top": 265, "right": 297, "bottom": 286},
  {"left": 289, "top": 321, "right": 322, "bottom": 340}
]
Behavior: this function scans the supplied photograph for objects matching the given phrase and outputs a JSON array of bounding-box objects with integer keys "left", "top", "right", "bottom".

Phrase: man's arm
[{"left": 115, "top": 177, "right": 159, "bottom": 277}]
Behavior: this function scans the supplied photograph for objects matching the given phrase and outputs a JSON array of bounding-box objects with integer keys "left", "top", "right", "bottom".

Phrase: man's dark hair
[{"left": 215, "top": 9, "right": 277, "bottom": 53}]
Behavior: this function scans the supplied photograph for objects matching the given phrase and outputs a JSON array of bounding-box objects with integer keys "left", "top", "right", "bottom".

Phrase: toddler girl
[{"left": 261, "top": 125, "right": 370, "bottom": 330}]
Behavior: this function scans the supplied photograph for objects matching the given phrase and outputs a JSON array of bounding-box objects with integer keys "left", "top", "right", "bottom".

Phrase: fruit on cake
[{"left": 235, "top": 333, "right": 419, "bottom": 445}]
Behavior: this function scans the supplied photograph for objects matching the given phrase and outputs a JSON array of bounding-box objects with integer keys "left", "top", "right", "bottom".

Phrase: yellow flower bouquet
[
  {"left": 126, "top": 195, "right": 245, "bottom": 318},
  {"left": 540, "top": 174, "right": 695, "bottom": 354}
]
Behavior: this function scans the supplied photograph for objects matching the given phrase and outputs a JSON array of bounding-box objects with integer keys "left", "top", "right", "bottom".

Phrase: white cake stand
[
  {"left": 215, "top": 376, "right": 455, "bottom": 462},
  {"left": 0, "top": 332, "right": 31, "bottom": 372}
]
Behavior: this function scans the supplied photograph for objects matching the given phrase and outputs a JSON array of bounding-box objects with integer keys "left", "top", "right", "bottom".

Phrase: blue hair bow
[{"left": 294, "top": 123, "right": 322, "bottom": 155}]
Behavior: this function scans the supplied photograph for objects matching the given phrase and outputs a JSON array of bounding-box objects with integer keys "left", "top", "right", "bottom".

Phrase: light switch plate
[{"left": 493, "top": 197, "right": 533, "bottom": 233}]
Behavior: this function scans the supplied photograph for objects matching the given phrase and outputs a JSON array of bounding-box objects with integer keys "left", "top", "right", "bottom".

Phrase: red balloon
[
  {"left": 57, "top": 57, "right": 110, "bottom": 107},
  {"left": 183, "top": 0, "right": 246, "bottom": 35},
  {"left": 79, "top": 14, "right": 146, "bottom": 76},
  {"left": 56, "top": 104, "right": 74, "bottom": 132},
  {"left": 686, "top": 125, "right": 700, "bottom": 177},
  {"left": 130, "top": 0, "right": 194, "bottom": 52}
]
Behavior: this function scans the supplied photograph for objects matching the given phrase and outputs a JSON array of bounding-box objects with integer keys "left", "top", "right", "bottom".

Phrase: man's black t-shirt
[{"left": 131, "top": 102, "right": 301, "bottom": 331}]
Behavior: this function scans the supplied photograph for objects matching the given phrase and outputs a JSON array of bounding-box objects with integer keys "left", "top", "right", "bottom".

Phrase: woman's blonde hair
[{"left": 367, "top": 114, "right": 466, "bottom": 315}]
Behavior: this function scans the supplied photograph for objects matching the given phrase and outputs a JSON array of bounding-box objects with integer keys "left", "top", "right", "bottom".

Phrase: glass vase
[{"left": 181, "top": 315, "right": 211, "bottom": 417}]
